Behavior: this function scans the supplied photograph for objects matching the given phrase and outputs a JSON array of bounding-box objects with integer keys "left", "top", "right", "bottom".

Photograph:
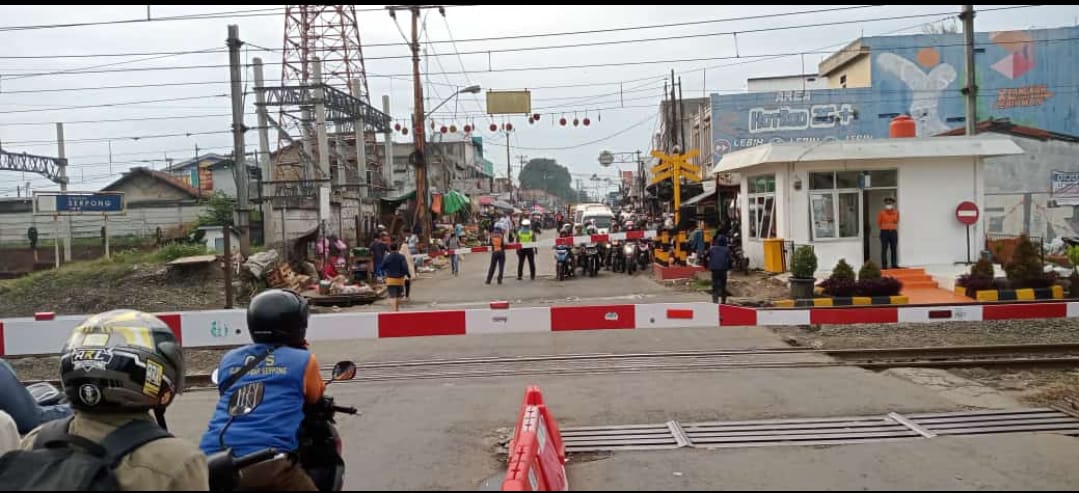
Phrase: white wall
[
  {"left": 747, "top": 75, "right": 829, "bottom": 93},
  {"left": 0, "top": 204, "right": 206, "bottom": 242},
  {"left": 741, "top": 156, "right": 983, "bottom": 274}
]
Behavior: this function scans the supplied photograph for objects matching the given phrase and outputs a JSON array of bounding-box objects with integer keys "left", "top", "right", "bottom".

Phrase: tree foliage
[{"left": 518, "top": 158, "right": 577, "bottom": 201}]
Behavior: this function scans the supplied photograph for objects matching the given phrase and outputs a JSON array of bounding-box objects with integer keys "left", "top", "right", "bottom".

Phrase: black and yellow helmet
[{"left": 60, "top": 309, "right": 185, "bottom": 412}]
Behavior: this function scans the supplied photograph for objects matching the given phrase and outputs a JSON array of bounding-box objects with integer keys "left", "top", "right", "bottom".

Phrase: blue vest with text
[{"left": 199, "top": 343, "right": 312, "bottom": 457}]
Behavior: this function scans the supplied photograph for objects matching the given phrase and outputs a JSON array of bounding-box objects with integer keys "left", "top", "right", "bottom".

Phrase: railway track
[{"left": 26, "top": 343, "right": 1079, "bottom": 391}]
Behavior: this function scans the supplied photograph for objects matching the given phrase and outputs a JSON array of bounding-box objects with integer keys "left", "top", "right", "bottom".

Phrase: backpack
[{"left": 0, "top": 416, "right": 172, "bottom": 491}]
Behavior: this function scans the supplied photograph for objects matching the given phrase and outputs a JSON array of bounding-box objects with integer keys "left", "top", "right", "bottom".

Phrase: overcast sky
[{"left": 0, "top": 4, "right": 1075, "bottom": 198}]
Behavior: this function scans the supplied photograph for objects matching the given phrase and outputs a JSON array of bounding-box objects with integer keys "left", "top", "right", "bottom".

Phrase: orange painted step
[
  {"left": 901, "top": 279, "right": 940, "bottom": 289},
  {"left": 883, "top": 268, "right": 926, "bottom": 276}
]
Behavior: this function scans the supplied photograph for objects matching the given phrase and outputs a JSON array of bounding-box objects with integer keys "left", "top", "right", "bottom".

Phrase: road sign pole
[{"left": 966, "top": 223, "right": 971, "bottom": 265}]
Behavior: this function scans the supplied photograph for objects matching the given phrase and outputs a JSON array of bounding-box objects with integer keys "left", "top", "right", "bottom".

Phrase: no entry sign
[{"left": 956, "top": 201, "right": 980, "bottom": 225}]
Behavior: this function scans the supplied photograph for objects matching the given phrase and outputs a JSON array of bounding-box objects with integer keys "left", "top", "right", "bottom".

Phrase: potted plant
[
  {"left": 789, "top": 245, "right": 818, "bottom": 299},
  {"left": 820, "top": 259, "right": 858, "bottom": 297},
  {"left": 1069, "top": 245, "right": 1079, "bottom": 297}
]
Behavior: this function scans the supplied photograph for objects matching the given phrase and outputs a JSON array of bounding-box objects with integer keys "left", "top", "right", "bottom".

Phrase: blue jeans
[
  {"left": 0, "top": 359, "right": 72, "bottom": 434},
  {"left": 450, "top": 254, "right": 459, "bottom": 274}
]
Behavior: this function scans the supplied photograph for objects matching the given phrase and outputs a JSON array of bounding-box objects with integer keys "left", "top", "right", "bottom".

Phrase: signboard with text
[{"left": 33, "top": 192, "right": 126, "bottom": 216}]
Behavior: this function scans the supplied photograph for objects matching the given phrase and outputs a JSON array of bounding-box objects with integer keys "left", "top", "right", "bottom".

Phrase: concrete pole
[
  {"left": 56, "top": 122, "right": 71, "bottom": 262},
  {"left": 382, "top": 95, "right": 393, "bottom": 193},
  {"left": 227, "top": 24, "right": 251, "bottom": 255},
  {"left": 961, "top": 5, "right": 977, "bottom": 136},
  {"left": 253, "top": 57, "right": 274, "bottom": 247}
]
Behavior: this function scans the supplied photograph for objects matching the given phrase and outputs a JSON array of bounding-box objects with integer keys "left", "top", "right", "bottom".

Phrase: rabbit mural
[{"left": 876, "top": 51, "right": 957, "bottom": 136}]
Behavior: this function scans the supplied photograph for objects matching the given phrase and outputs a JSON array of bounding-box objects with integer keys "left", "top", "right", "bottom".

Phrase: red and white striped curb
[
  {"left": 2, "top": 300, "right": 1075, "bottom": 357},
  {"left": 418, "top": 229, "right": 658, "bottom": 260}
]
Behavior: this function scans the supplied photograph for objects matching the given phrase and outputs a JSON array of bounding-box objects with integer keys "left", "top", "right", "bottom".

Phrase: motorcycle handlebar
[
  {"left": 334, "top": 405, "right": 359, "bottom": 415},
  {"left": 233, "top": 449, "right": 281, "bottom": 469}
]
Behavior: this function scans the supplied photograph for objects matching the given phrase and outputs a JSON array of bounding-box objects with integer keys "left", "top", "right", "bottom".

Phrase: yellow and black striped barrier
[
  {"left": 965, "top": 285, "right": 1065, "bottom": 302},
  {"left": 773, "top": 296, "right": 909, "bottom": 308}
]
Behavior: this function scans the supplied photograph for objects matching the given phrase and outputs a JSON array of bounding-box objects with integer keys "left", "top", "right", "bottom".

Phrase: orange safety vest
[{"left": 878, "top": 209, "right": 899, "bottom": 230}]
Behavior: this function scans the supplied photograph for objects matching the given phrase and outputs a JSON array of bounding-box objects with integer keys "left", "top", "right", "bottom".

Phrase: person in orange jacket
[{"left": 877, "top": 197, "right": 900, "bottom": 269}]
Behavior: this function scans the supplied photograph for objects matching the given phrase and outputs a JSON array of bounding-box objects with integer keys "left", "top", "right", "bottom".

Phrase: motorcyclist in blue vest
[{"left": 199, "top": 289, "right": 325, "bottom": 491}]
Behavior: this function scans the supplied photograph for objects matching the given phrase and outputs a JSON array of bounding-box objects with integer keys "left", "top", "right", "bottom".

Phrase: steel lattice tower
[{"left": 273, "top": 5, "right": 371, "bottom": 179}]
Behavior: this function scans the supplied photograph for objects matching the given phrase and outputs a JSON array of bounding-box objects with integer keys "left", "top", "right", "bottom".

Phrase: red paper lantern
[
  {"left": 532, "top": 113, "right": 541, "bottom": 121},
  {"left": 440, "top": 125, "right": 448, "bottom": 134},
  {"left": 463, "top": 124, "right": 472, "bottom": 133},
  {"left": 573, "top": 118, "right": 580, "bottom": 127},
  {"left": 450, "top": 124, "right": 458, "bottom": 133},
  {"left": 505, "top": 122, "right": 513, "bottom": 131},
  {"left": 401, "top": 127, "right": 408, "bottom": 135},
  {"left": 582, "top": 118, "right": 591, "bottom": 126},
  {"left": 394, "top": 122, "right": 401, "bottom": 131},
  {"left": 489, "top": 123, "right": 498, "bottom": 132},
  {"left": 559, "top": 117, "right": 567, "bottom": 126}
]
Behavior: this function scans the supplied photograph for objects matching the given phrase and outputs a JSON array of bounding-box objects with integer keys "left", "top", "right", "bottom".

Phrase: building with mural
[{"left": 711, "top": 26, "right": 1079, "bottom": 241}]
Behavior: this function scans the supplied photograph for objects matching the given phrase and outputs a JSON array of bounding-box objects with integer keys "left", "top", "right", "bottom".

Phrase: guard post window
[
  {"left": 809, "top": 171, "right": 860, "bottom": 240},
  {"left": 747, "top": 175, "right": 776, "bottom": 239}
]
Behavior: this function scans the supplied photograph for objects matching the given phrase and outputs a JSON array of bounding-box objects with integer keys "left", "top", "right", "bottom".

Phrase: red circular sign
[{"left": 956, "top": 201, "right": 980, "bottom": 225}]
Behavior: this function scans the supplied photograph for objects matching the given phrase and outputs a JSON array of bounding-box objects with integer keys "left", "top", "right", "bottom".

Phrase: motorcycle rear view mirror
[
  {"left": 331, "top": 361, "right": 358, "bottom": 381},
  {"left": 211, "top": 368, "right": 219, "bottom": 385},
  {"left": 227, "top": 382, "right": 266, "bottom": 417}
]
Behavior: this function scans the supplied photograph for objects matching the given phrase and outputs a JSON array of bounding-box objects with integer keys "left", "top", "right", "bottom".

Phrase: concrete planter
[{"left": 953, "top": 285, "right": 1064, "bottom": 301}]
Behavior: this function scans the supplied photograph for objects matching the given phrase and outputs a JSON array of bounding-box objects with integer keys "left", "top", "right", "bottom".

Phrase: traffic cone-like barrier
[{"left": 502, "top": 386, "right": 568, "bottom": 491}]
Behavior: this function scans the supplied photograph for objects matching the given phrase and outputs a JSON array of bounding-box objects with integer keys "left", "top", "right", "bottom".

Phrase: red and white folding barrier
[{"left": 2, "top": 300, "right": 1077, "bottom": 357}]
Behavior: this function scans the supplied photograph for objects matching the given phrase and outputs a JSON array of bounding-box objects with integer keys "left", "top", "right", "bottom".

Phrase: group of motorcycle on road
[
  {"left": 4, "top": 291, "right": 358, "bottom": 492},
  {"left": 554, "top": 219, "right": 654, "bottom": 281}
]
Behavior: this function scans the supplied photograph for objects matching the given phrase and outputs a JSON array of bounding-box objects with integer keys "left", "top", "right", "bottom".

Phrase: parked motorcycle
[
  {"left": 554, "top": 244, "right": 574, "bottom": 281},
  {"left": 622, "top": 241, "right": 639, "bottom": 275},
  {"left": 580, "top": 243, "right": 601, "bottom": 277},
  {"left": 609, "top": 240, "right": 626, "bottom": 273},
  {"left": 207, "top": 360, "right": 360, "bottom": 491}
]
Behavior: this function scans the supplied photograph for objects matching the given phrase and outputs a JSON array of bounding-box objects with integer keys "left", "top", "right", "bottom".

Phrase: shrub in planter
[
  {"left": 855, "top": 276, "right": 904, "bottom": 297},
  {"left": 789, "top": 246, "right": 818, "bottom": 299},
  {"left": 1005, "top": 234, "right": 1045, "bottom": 289},
  {"left": 957, "top": 273, "right": 997, "bottom": 298},
  {"left": 971, "top": 257, "right": 995, "bottom": 278},
  {"left": 958, "top": 257, "right": 997, "bottom": 298},
  {"left": 819, "top": 278, "right": 858, "bottom": 297},
  {"left": 858, "top": 260, "right": 882, "bottom": 281},
  {"left": 831, "top": 259, "right": 856, "bottom": 282}
]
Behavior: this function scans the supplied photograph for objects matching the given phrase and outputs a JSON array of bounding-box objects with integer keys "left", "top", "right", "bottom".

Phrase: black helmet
[
  {"left": 248, "top": 289, "right": 309, "bottom": 347},
  {"left": 60, "top": 309, "right": 185, "bottom": 413}
]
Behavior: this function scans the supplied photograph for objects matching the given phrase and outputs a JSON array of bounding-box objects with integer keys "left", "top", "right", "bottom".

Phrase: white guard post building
[{"left": 711, "top": 136, "right": 1024, "bottom": 278}]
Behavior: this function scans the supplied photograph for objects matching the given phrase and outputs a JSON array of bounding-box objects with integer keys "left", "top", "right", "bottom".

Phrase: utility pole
[
  {"left": 253, "top": 57, "right": 274, "bottom": 247},
  {"left": 407, "top": 5, "right": 431, "bottom": 244},
  {"left": 56, "top": 122, "right": 70, "bottom": 263},
  {"left": 960, "top": 4, "right": 977, "bottom": 136},
  {"left": 352, "top": 79, "right": 368, "bottom": 199},
  {"left": 505, "top": 131, "right": 512, "bottom": 204},
  {"left": 516, "top": 154, "right": 528, "bottom": 204},
  {"left": 227, "top": 24, "right": 251, "bottom": 256},
  {"left": 382, "top": 95, "right": 393, "bottom": 194}
]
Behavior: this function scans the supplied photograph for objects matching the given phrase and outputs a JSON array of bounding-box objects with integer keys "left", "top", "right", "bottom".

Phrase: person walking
[
  {"left": 446, "top": 229, "right": 461, "bottom": 276},
  {"left": 382, "top": 243, "right": 410, "bottom": 312},
  {"left": 705, "top": 235, "right": 732, "bottom": 304}
]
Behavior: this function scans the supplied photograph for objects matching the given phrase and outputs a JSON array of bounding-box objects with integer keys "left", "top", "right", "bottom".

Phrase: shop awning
[
  {"left": 682, "top": 189, "right": 716, "bottom": 207},
  {"left": 490, "top": 199, "right": 514, "bottom": 211},
  {"left": 381, "top": 189, "right": 416, "bottom": 203},
  {"left": 442, "top": 190, "right": 471, "bottom": 214}
]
